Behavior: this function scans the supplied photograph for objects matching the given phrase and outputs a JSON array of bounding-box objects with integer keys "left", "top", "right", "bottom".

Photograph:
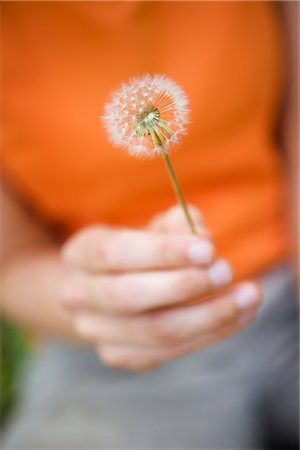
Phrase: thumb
[{"left": 148, "top": 204, "right": 210, "bottom": 236}]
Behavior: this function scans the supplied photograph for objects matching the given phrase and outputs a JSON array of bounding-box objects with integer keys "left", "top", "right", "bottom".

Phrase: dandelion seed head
[{"left": 102, "top": 74, "right": 190, "bottom": 157}]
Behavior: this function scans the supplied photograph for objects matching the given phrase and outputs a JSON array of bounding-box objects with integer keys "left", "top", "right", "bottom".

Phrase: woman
[{"left": 1, "top": 2, "right": 298, "bottom": 448}]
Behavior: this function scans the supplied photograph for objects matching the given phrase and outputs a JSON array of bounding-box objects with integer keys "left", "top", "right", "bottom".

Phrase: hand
[{"left": 59, "top": 205, "right": 262, "bottom": 372}]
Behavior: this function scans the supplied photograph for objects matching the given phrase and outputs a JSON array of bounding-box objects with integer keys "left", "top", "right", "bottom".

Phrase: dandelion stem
[{"left": 160, "top": 150, "right": 196, "bottom": 234}]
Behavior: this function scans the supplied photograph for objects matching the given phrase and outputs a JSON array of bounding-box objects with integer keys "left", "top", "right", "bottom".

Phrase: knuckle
[
  {"left": 96, "top": 236, "right": 120, "bottom": 270},
  {"left": 159, "top": 238, "right": 177, "bottom": 265},
  {"left": 89, "top": 236, "right": 118, "bottom": 271},
  {"left": 212, "top": 304, "right": 238, "bottom": 328},
  {"left": 212, "top": 313, "right": 229, "bottom": 329},
  {"left": 58, "top": 275, "right": 87, "bottom": 309},
  {"left": 175, "top": 270, "right": 205, "bottom": 300},
  {"left": 97, "top": 231, "right": 132, "bottom": 271},
  {"left": 92, "top": 241, "right": 110, "bottom": 269},
  {"left": 62, "top": 226, "right": 110, "bottom": 268},
  {"left": 147, "top": 314, "right": 181, "bottom": 345},
  {"left": 110, "top": 277, "right": 140, "bottom": 314}
]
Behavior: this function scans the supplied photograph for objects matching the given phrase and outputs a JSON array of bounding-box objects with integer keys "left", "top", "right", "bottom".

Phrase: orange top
[{"left": 2, "top": 2, "right": 288, "bottom": 279}]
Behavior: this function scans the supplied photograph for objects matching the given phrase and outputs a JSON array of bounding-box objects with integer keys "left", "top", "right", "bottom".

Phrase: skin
[
  {"left": 0, "top": 3, "right": 296, "bottom": 373},
  {"left": 0, "top": 186, "right": 262, "bottom": 372}
]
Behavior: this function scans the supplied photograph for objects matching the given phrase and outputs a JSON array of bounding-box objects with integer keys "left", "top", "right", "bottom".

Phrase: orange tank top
[{"left": 2, "top": 1, "right": 287, "bottom": 279}]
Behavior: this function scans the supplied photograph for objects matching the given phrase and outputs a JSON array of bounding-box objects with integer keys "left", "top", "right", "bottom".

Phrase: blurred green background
[{"left": 0, "top": 320, "right": 29, "bottom": 427}]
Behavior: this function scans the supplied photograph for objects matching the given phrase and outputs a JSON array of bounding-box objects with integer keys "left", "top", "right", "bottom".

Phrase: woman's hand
[{"left": 60, "top": 205, "right": 262, "bottom": 372}]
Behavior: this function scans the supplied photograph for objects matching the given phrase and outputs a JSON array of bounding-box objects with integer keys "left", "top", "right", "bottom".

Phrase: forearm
[{"left": 0, "top": 244, "right": 79, "bottom": 342}]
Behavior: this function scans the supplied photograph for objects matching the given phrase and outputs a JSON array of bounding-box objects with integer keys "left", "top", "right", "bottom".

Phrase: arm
[
  {"left": 0, "top": 183, "right": 76, "bottom": 340},
  {"left": 0, "top": 183, "right": 262, "bottom": 371}
]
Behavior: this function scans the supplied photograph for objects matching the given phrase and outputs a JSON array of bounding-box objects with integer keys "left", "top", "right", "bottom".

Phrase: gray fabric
[{"left": 2, "top": 265, "right": 299, "bottom": 449}]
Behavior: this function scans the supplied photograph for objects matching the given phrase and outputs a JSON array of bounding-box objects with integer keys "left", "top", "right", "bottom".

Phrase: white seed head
[{"left": 101, "top": 74, "right": 190, "bottom": 158}]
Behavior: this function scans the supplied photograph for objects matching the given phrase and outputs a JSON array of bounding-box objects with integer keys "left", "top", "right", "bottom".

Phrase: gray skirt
[{"left": 2, "top": 265, "right": 299, "bottom": 450}]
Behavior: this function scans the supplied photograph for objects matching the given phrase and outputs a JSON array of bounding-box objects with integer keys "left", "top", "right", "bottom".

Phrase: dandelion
[{"left": 102, "top": 74, "right": 196, "bottom": 233}]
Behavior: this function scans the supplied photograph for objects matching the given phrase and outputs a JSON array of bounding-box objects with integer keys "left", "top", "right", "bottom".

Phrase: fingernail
[
  {"left": 208, "top": 259, "right": 233, "bottom": 286},
  {"left": 188, "top": 240, "right": 214, "bottom": 265},
  {"left": 235, "top": 283, "right": 259, "bottom": 310}
]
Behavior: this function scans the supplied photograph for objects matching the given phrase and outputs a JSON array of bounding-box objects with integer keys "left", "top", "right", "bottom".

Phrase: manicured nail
[
  {"left": 235, "top": 283, "right": 259, "bottom": 310},
  {"left": 188, "top": 240, "right": 214, "bottom": 265},
  {"left": 208, "top": 259, "right": 233, "bottom": 287}
]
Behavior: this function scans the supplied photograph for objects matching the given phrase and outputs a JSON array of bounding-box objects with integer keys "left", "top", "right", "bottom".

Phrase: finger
[
  {"left": 73, "top": 283, "right": 262, "bottom": 346},
  {"left": 60, "top": 260, "right": 233, "bottom": 314},
  {"left": 62, "top": 227, "right": 215, "bottom": 272},
  {"left": 97, "top": 314, "right": 257, "bottom": 372},
  {"left": 149, "top": 204, "right": 209, "bottom": 235}
]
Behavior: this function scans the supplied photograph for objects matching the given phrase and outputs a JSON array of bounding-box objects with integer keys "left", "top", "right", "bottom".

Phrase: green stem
[{"left": 160, "top": 149, "right": 196, "bottom": 234}]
